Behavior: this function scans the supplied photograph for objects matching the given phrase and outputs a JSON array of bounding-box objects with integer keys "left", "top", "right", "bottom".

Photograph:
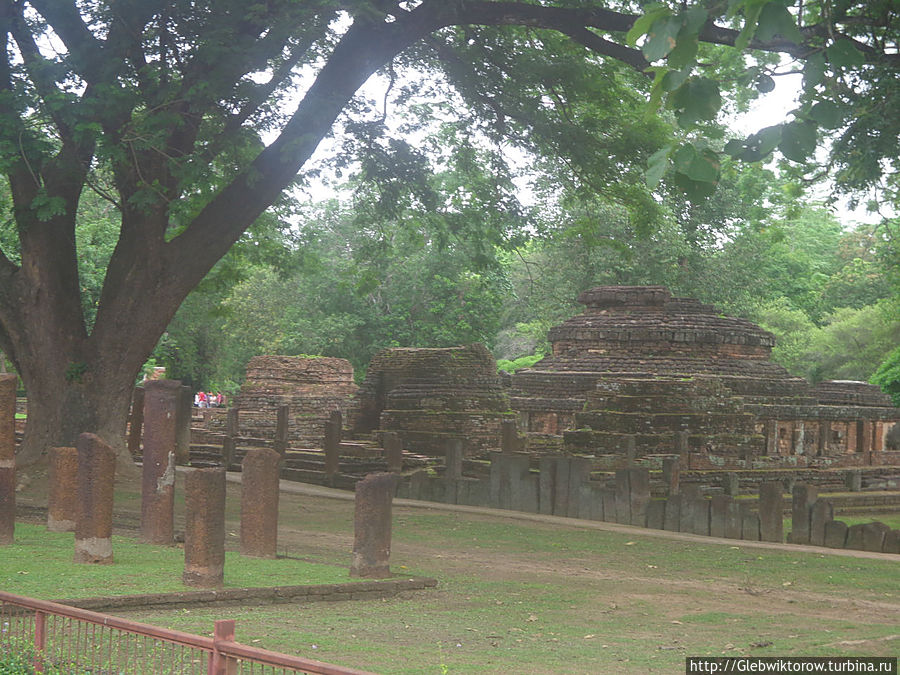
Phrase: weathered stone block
[
  {"left": 824, "top": 520, "right": 848, "bottom": 548},
  {"left": 628, "top": 468, "right": 650, "bottom": 527},
  {"left": 141, "top": 379, "right": 180, "bottom": 545},
  {"left": 741, "top": 505, "right": 760, "bottom": 541},
  {"left": 48, "top": 447, "right": 78, "bottom": 532},
  {"left": 0, "top": 374, "right": 16, "bottom": 545},
  {"left": 240, "top": 448, "right": 281, "bottom": 558},
  {"left": 809, "top": 499, "right": 833, "bottom": 547},
  {"left": 351, "top": 473, "right": 398, "bottom": 578},
  {"left": 709, "top": 495, "right": 730, "bottom": 538},
  {"left": 663, "top": 495, "right": 681, "bottom": 532},
  {"left": 183, "top": 468, "right": 226, "bottom": 587},
  {"left": 74, "top": 433, "right": 116, "bottom": 564},
  {"left": 882, "top": 530, "right": 900, "bottom": 554},
  {"left": 789, "top": 483, "right": 817, "bottom": 544},
  {"left": 724, "top": 500, "right": 742, "bottom": 539},
  {"left": 758, "top": 482, "right": 784, "bottom": 543},
  {"left": 646, "top": 500, "right": 666, "bottom": 530}
]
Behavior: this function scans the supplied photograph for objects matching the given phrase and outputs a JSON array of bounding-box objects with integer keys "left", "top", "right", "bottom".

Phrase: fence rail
[{"left": 0, "top": 590, "right": 374, "bottom": 675}]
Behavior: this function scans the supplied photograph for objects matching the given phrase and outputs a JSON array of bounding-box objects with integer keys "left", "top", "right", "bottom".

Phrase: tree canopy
[{"left": 0, "top": 0, "right": 898, "bottom": 463}]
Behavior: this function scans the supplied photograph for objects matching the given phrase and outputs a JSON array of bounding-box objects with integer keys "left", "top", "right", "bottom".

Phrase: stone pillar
[
  {"left": 844, "top": 470, "right": 862, "bottom": 492},
  {"left": 47, "top": 447, "right": 79, "bottom": 532},
  {"left": 862, "top": 421, "right": 874, "bottom": 453},
  {"left": 444, "top": 438, "right": 464, "bottom": 480},
  {"left": 628, "top": 467, "right": 650, "bottom": 527},
  {"left": 764, "top": 419, "right": 777, "bottom": 456},
  {"left": 789, "top": 483, "right": 817, "bottom": 544},
  {"left": 873, "top": 422, "right": 885, "bottom": 452},
  {"left": 501, "top": 419, "right": 520, "bottom": 454},
  {"left": 810, "top": 499, "right": 833, "bottom": 547},
  {"left": 791, "top": 422, "right": 805, "bottom": 455},
  {"left": 709, "top": 495, "right": 730, "bottom": 538},
  {"left": 675, "top": 431, "right": 689, "bottom": 463},
  {"left": 662, "top": 456, "right": 680, "bottom": 496},
  {"left": 824, "top": 520, "right": 848, "bottom": 548},
  {"left": 222, "top": 407, "right": 239, "bottom": 469},
  {"left": 350, "top": 472, "right": 398, "bottom": 578},
  {"left": 174, "top": 385, "right": 192, "bottom": 465},
  {"left": 383, "top": 431, "right": 403, "bottom": 473},
  {"left": 722, "top": 472, "right": 740, "bottom": 497},
  {"left": 817, "top": 420, "right": 830, "bottom": 456},
  {"left": 74, "top": 433, "right": 116, "bottom": 564},
  {"left": 127, "top": 385, "right": 144, "bottom": 458},
  {"left": 614, "top": 469, "right": 631, "bottom": 525},
  {"left": 758, "top": 482, "right": 784, "bottom": 543},
  {"left": 0, "top": 374, "right": 16, "bottom": 545},
  {"left": 141, "top": 379, "right": 179, "bottom": 545},
  {"left": 240, "top": 448, "right": 281, "bottom": 558},
  {"left": 625, "top": 436, "right": 637, "bottom": 467},
  {"left": 323, "top": 419, "right": 341, "bottom": 482},
  {"left": 273, "top": 405, "right": 289, "bottom": 456},
  {"left": 183, "top": 468, "right": 226, "bottom": 587}
]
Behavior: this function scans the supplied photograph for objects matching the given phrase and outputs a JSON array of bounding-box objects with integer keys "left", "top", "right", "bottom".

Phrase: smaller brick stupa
[
  {"left": 353, "top": 344, "right": 516, "bottom": 456},
  {"left": 235, "top": 355, "right": 358, "bottom": 447}
]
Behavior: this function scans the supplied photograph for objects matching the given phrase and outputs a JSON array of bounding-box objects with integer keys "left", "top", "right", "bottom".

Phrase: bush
[{"left": 497, "top": 353, "right": 543, "bottom": 373}]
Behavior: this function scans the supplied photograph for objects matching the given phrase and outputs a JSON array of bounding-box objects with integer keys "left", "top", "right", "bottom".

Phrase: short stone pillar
[
  {"left": 47, "top": 447, "right": 79, "bottom": 532},
  {"left": 844, "top": 470, "right": 862, "bottom": 492},
  {"left": 127, "top": 385, "right": 144, "bottom": 457},
  {"left": 74, "top": 433, "right": 116, "bottom": 564},
  {"left": 0, "top": 374, "right": 16, "bottom": 545},
  {"left": 350, "top": 472, "right": 398, "bottom": 578},
  {"left": 383, "top": 431, "right": 403, "bottom": 473},
  {"left": 222, "top": 407, "right": 239, "bottom": 468},
  {"left": 675, "top": 431, "right": 689, "bottom": 464},
  {"left": 722, "top": 472, "right": 740, "bottom": 498},
  {"left": 240, "top": 448, "right": 281, "bottom": 558},
  {"left": 174, "top": 385, "right": 192, "bottom": 465},
  {"left": 183, "top": 468, "right": 226, "bottom": 587},
  {"left": 444, "top": 438, "right": 464, "bottom": 480},
  {"left": 273, "top": 405, "right": 289, "bottom": 456},
  {"left": 141, "top": 379, "right": 180, "bottom": 545},
  {"left": 810, "top": 499, "right": 833, "bottom": 547},
  {"left": 323, "top": 419, "right": 341, "bottom": 483},
  {"left": 789, "top": 483, "right": 818, "bottom": 544},
  {"left": 625, "top": 436, "right": 637, "bottom": 467},
  {"left": 661, "top": 456, "right": 680, "bottom": 495},
  {"left": 758, "top": 482, "right": 784, "bottom": 543}
]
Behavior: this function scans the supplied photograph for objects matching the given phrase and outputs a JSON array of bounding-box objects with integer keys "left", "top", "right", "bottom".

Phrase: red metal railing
[{"left": 0, "top": 591, "right": 375, "bottom": 675}]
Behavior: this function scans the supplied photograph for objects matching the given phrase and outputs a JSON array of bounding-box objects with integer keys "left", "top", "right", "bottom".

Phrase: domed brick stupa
[{"left": 508, "top": 286, "right": 899, "bottom": 468}]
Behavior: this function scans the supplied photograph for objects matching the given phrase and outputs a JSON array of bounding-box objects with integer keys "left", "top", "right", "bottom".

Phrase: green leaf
[
  {"left": 668, "top": 77, "right": 721, "bottom": 127},
  {"left": 756, "top": 2, "right": 802, "bottom": 43},
  {"left": 661, "top": 69, "right": 690, "bottom": 92},
  {"left": 779, "top": 121, "right": 817, "bottom": 162},
  {"left": 626, "top": 4, "right": 671, "bottom": 46},
  {"left": 645, "top": 145, "right": 671, "bottom": 188},
  {"left": 735, "top": 1, "right": 766, "bottom": 50},
  {"left": 802, "top": 52, "right": 827, "bottom": 89},
  {"left": 741, "top": 125, "right": 782, "bottom": 161},
  {"left": 672, "top": 143, "right": 719, "bottom": 183},
  {"left": 723, "top": 139, "right": 745, "bottom": 158},
  {"left": 827, "top": 39, "right": 865, "bottom": 68},
  {"left": 643, "top": 16, "right": 681, "bottom": 62},
  {"left": 756, "top": 74, "right": 775, "bottom": 93},
  {"left": 807, "top": 101, "right": 844, "bottom": 129},
  {"left": 682, "top": 7, "right": 709, "bottom": 34},
  {"left": 668, "top": 34, "right": 698, "bottom": 70}
]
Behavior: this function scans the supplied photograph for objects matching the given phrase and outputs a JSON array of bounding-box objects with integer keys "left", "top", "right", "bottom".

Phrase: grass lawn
[
  {"left": 2, "top": 522, "right": 353, "bottom": 600},
  {"left": 9, "top": 479, "right": 900, "bottom": 674}
]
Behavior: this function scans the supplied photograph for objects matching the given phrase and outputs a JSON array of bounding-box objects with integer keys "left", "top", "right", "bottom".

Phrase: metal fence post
[
  {"left": 208, "top": 619, "right": 237, "bottom": 675},
  {"left": 33, "top": 610, "right": 46, "bottom": 673}
]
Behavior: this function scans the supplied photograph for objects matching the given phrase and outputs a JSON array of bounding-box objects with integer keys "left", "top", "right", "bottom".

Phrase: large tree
[{"left": 0, "top": 0, "right": 897, "bottom": 464}]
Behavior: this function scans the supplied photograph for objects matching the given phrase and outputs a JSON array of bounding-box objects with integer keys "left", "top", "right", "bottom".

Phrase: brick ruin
[
  {"left": 231, "top": 355, "right": 358, "bottom": 447},
  {"left": 352, "top": 344, "right": 516, "bottom": 456},
  {"left": 508, "top": 286, "right": 900, "bottom": 468}
]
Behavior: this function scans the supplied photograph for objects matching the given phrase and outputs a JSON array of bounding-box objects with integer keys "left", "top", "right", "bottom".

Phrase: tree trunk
[{"left": 15, "top": 348, "right": 141, "bottom": 475}]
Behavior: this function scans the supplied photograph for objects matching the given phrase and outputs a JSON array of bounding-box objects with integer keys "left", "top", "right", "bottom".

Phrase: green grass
[{"left": 3, "top": 523, "right": 353, "bottom": 600}]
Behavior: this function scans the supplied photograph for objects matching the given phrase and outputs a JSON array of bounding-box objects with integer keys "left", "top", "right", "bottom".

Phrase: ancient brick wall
[
  {"left": 234, "top": 355, "right": 358, "bottom": 447},
  {"left": 352, "top": 344, "right": 515, "bottom": 456}
]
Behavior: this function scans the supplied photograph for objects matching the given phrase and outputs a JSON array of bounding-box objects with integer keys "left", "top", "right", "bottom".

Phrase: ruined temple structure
[
  {"left": 234, "top": 355, "right": 358, "bottom": 447},
  {"left": 352, "top": 344, "right": 516, "bottom": 457},
  {"left": 508, "top": 286, "right": 900, "bottom": 468}
]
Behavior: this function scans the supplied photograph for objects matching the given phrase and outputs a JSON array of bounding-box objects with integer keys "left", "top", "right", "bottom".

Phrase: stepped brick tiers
[
  {"left": 353, "top": 344, "right": 516, "bottom": 457},
  {"left": 233, "top": 356, "right": 358, "bottom": 448},
  {"left": 508, "top": 286, "right": 899, "bottom": 468}
]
